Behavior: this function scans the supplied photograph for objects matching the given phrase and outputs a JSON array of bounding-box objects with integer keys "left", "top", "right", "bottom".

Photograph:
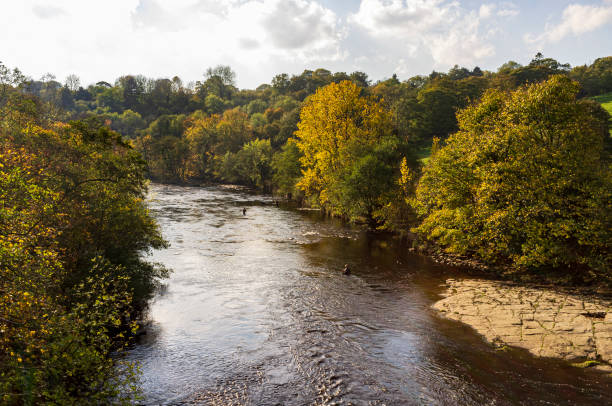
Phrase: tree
[
  {"left": 65, "top": 74, "right": 81, "bottom": 92},
  {"left": 96, "top": 86, "right": 124, "bottom": 112},
  {"left": 570, "top": 56, "right": 612, "bottom": 96},
  {"left": 205, "top": 93, "right": 226, "bottom": 114},
  {"left": 184, "top": 112, "right": 221, "bottom": 179},
  {"left": 116, "top": 75, "right": 144, "bottom": 111},
  {"left": 215, "top": 108, "right": 252, "bottom": 154},
  {"left": 274, "top": 108, "right": 301, "bottom": 148},
  {"left": 349, "top": 71, "right": 370, "bottom": 87},
  {"left": 200, "top": 66, "right": 237, "bottom": 100},
  {"left": 217, "top": 139, "right": 272, "bottom": 190},
  {"left": 497, "top": 60, "right": 522, "bottom": 74},
  {"left": 247, "top": 99, "right": 267, "bottom": 115},
  {"left": 108, "top": 109, "right": 145, "bottom": 137},
  {"left": 335, "top": 137, "right": 406, "bottom": 226},
  {"left": 272, "top": 140, "right": 302, "bottom": 198},
  {"left": 448, "top": 65, "right": 471, "bottom": 80},
  {"left": 75, "top": 86, "right": 92, "bottom": 101},
  {"left": 147, "top": 78, "right": 174, "bottom": 114},
  {"left": 155, "top": 135, "right": 190, "bottom": 182},
  {"left": 416, "top": 85, "right": 459, "bottom": 138},
  {"left": 0, "top": 62, "right": 27, "bottom": 104},
  {"left": 415, "top": 76, "right": 612, "bottom": 282},
  {"left": 272, "top": 73, "right": 290, "bottom": 93},
  {"left": 205, "top": 65, "right": 236, "bottom": 87},
  {"left": 142, "top": 114, "right": 185, "bottom": 139},
  {"left": 59, "top": 86, "right": 74, "bottom": 109},
  {"left": 529, "top": 52, "right": 570, "bottom": 71},
  {"left": 507, "top": 54, "right": 570, "bottom": 86},
  {"left": 237, "top": 138, "right": 273, "bottom": 189},
  {"left": 295, "top": 80, "right": 396, "bottom": 222},
  {"left": 250, "top": 112, "right": 267, "bottom": 128},
  {"left": 272, "top": 96, "right": 299, "bottom": 112}
]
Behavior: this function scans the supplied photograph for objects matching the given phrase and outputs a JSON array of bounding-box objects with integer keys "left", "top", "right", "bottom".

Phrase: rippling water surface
[{"left": 127, "top": 184, "right": 612, "bottom": 405}]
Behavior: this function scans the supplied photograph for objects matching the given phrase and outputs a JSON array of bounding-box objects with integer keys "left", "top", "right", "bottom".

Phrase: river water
[{"left": 127, "top": 184, "right": 612, "bottom": 405}]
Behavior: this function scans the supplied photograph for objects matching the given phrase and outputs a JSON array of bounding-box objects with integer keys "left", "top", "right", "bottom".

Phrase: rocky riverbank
[{"left": 433, "top": 279, "right": 612, "bottom": 371}]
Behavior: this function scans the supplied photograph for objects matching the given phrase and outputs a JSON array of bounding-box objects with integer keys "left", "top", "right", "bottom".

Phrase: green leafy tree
[
  {"left": 415, "top": 76, "right": 612, "bottom": 282},
  {"left": 247, "top": 99, "right": 267, "bottom": 115},
  {"left": 218, "top": 139, "right": 272, "bottom": 190},
  {"left": 205, "top": 93, "right": 226, "bottom": 114},
  {"left": 96, "top": 86, "right": 124, "bottom": 112},
  {"left": 272, "top": 140, "right": 302, "bottom": 198}
]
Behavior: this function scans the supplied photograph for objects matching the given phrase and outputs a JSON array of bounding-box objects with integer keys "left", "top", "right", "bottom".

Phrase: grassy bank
[{"left": 593, "top": 92, "right": 612, "bottom": 135}]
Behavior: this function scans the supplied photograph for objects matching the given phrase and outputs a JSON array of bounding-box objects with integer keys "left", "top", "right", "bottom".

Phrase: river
[{"left": 127, "top": 184, "right": 612, "bottom": 405}]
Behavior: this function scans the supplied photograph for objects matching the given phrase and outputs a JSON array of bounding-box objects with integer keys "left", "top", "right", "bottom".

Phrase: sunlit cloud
[
  {"left": 348, "top": 0, "right": 498, "bottom": 69},
  {"left": 525, "top": 1, "right": 612, "bottom": 45}
]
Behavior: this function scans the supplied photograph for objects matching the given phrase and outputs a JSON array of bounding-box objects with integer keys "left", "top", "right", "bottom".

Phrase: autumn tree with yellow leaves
[{"left": 294, "top": 80, "right": 417, "bottom": 225}]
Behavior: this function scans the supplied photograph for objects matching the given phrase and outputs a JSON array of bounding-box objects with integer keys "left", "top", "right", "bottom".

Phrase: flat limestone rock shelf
[{"left": 433, "top": 279, "right": 612, "bottom": 370}]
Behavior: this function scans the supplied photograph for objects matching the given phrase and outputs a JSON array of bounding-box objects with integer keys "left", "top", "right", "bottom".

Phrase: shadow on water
[{"left": 127, "top": 184, "right": 612, "bottom": 405}]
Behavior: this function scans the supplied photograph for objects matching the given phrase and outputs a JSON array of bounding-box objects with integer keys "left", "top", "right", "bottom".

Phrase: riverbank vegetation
[{"left": 0, "top": 66, "right": 167, "bottom": 403}]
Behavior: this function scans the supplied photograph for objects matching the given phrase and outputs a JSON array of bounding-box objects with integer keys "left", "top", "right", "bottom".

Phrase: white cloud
[
  {"left": 3, "top": 0, "right": 610, "bottom": 89},
  {"left": 479, "top": 3, "right": 519, "bottom": 19},
  {"left": 32, "top": 4, "right": 67, "bottom": 19},
  {"left": 262, "top": 0, "right": 341, "bottom": 52},
  {"left": 349, "top": 0, "right": 458, "bottom": 38},
  {"left": 131, "top": 0, "right": 182, "bottom": 31},
  {"left": 127, "top": 0, "right": 343, "bottom": 59},
  {"left": 349, "top": 0, "right": 496, "bottom": 68},
  {"left": 525, "top": 2, "right": 612, "bottom": 44},
  {"left": 497, "top": 2, "right": 519, "bottom": 18},
  {"left": 429, "top": 11, "right": 496, "bottom": 66},
  {"left": 0, "top": 0, "right": 344, "bottom": 88},
  {"left": 238, "top": 37, "right": 260, "bottom": 50},
  {"left": 479, "top": 4, "right": 494, "bottom": 19}
]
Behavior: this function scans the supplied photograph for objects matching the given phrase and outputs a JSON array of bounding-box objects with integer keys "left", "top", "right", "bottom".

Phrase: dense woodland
[
  {"left": 17, "top": 54, "right": 612, "bottom": 187},
  {"left": 1, "top": 53, "right": 612, "bottom": 402}
]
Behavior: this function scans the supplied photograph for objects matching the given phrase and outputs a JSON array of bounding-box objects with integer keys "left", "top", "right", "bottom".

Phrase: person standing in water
[
  {"left": 242, "top": 208, "right": 247, "bottom": 216},
  {"left": 342, "top": 264, "right": 351, "bottom": 275}
]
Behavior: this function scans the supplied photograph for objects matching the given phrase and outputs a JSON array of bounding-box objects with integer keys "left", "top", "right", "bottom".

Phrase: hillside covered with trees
[
  {"left": 14, "top": 54, "right": 611, "bottom": 185},
  {"left": 4, "top": 53, "right": 612, "bottom": 274}
]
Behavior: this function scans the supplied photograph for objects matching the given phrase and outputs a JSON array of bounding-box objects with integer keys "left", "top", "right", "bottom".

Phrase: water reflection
[{"left": 127, "top": 184, "right": 612, "bottom": 405}]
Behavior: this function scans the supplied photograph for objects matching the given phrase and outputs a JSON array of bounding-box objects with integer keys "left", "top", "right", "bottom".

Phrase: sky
[{"left": 1, "top": 0, "right": 612, "bottom": 89}]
